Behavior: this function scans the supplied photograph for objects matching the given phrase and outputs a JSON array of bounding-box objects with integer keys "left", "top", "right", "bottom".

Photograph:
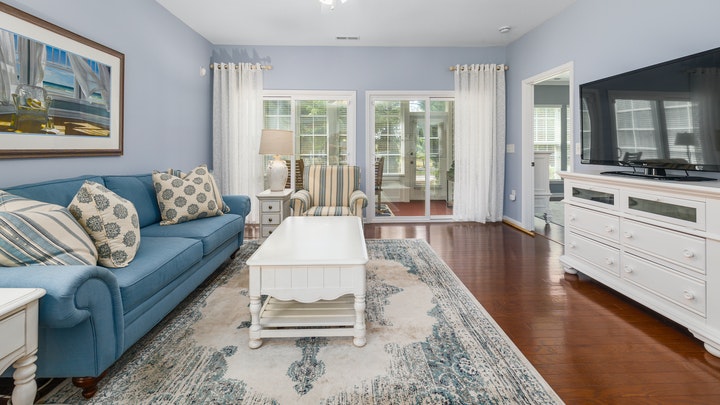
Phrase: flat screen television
[{"left": 580, "top": 47, "right": 720, "bottom": 181}]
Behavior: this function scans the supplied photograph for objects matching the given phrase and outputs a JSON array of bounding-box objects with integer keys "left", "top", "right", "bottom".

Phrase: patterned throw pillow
[
  {"left": 165, "top": 165, "right": 230, "bottom": 214},
  {"left": 152, "top": 165, "right": 225, "bottom": 225},
  {"left": 0, "top": 190, "right": 98, "bottom": 266},
  {"left": 68, "top": 181, "right": 141, "bottom": 268}
]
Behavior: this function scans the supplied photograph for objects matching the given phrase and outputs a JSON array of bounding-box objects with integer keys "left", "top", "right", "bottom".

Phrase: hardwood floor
[{"left": 359, "top": 222, "right": 720, "bottom": 404}]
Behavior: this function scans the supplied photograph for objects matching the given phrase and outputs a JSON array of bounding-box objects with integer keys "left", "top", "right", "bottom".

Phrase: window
[
  {"left": 374, "top": 101, "right": 404, "bottom": 175},
  {"left": 262, "top": 91, "right": 356, "bottom": 189},
  {"left": 533, "top": 105, "right": 567, "bottom": 180}
]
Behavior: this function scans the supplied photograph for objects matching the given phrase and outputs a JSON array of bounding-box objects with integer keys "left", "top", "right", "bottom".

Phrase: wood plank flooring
[{"left": 359, "top": 222, "right": 720, "bottom": 404}]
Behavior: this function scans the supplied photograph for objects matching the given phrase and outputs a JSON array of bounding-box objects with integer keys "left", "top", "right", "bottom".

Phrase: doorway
[
  {"left": 367, "top": 92, "right": 454, "bottom": 222},
  {"left": 521, "top": 63, "right": 574, "bottom": 240}
]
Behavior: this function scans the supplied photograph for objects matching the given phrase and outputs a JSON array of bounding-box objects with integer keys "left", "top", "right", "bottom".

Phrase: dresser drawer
[
  {"left": 622, "top": 253, "right": 706, "bottom": 317},
  {"left": 623, "top": 191, "right": 705, "bottom": 231},
  {"left": 566, "top": 233, "right": 620, "bottom": 277},
  {"left": 567, "top": 182, "right": 619, "bottom": 210},
  {"left": 0, "top": 311, "right": 26, "bottom": 359},
  {"left": 621, "top": 219, "right": 705, "bottom": 274},
  {"left": 261, "top": 200, "right": 282, "bottom": 213},
  {"left": 261, "top": 214, "right": 281, "bottom": 226},
  {"left": 566, "top": 205, "right": 620, "bottom": 243}
]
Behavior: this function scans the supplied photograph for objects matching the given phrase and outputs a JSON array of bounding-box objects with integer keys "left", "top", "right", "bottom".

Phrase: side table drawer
[
  {"left": 261, "top": 200, "right": 281, "bottom": 213},
  {"left": 261, "top": 214, "right": 281, "bottom": 226},
  {"left": 0, "top": 311, "right": 26, "bottom": 359},
  {"left": 261, "top": 225, "right": 278, "bottom": 238}
]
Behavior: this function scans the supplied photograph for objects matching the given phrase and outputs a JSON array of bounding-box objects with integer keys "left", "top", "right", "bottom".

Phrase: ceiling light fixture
[
  {"left": 319, "top": 0, "right": 348, "bottom": 11},
  {"left": 498, "top": 26, "right": 511, "bottom": 34}
]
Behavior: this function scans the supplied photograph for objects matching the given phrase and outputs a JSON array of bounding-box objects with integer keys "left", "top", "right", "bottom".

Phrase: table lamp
[
  {"left": 674, "top": 132, "right": 695, "bottom": 163},
  {"left": 259, "top": 129, "right": 293, "bottom": 191}
]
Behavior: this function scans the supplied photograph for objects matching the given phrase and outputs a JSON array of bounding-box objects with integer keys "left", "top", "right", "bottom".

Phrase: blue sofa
[{"left": 0, "top": 173, "right": 251, "bottom": 398}]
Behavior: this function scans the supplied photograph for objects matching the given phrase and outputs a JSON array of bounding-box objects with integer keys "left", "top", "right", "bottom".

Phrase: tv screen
[{"left": 580, "top": 47, "right": 720, "bottom": 180}]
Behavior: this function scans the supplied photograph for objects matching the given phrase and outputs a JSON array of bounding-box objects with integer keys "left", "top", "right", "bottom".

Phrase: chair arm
[
  {"left": 222, "top": 194, "right": 251, "bottom": 218},
  {"left": 290, "top": 190, "right": 312, "bottom": 216},
  {"left": 0, "top": 265, "right": 124, "bottom": 356},
  {"left": 350, "top": 190, "right": 368, "bottom": 217}
]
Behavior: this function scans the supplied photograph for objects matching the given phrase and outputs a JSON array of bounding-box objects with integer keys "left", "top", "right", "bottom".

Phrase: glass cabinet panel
[
  {"left": 572, "top": 186, "right": 615, "bottom": 206},
  {"left": 627, "top": 197, "right": 697, "bottom": 223}
]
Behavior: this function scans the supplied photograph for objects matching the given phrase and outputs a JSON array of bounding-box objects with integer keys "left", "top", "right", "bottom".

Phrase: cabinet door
[
  {"left": 567, "top": 182, "right": 619, "bottom": 210},
  {"left": 622, "top": 191, "right": 705, "bottom": 231}
]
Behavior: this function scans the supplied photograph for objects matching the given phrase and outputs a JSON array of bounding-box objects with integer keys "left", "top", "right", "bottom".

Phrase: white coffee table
[{"left": 246, "top": 216, "right": 368, "bottom": 348}]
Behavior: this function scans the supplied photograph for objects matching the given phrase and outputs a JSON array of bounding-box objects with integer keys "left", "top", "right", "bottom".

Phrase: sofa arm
[
  {"left": 0, "top": 265, "right": 124, "bottom": 356},
  {"left": 290, "top": 190, "right": 311, "bottom": 216},
  {"left": 350, "top": 190, "right": 368, "bottom": 217},
  {"left": 223, "top": 194, "right": 251, "bottom": 218}
]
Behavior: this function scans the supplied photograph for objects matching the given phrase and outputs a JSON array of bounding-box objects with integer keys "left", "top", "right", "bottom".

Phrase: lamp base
[{"left": 267, "top": 156, "right": 288, "bottom": 191}]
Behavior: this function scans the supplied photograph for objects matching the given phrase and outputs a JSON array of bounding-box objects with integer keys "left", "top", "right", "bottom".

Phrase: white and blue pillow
[{"left": 0, "top": 190, "right": 98, "bottom": 266}]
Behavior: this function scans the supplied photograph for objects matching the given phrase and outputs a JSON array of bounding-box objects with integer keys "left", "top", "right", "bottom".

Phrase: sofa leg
[{"left": 72, "top": 371, "right": 106, "bottom": 399}]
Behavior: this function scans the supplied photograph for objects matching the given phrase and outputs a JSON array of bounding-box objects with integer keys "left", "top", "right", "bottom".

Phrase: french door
[{"left": 367, "top": 92, "right": 454, "bottom": 222}]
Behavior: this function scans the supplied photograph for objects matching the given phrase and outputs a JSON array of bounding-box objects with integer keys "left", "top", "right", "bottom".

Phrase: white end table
[
  {"left": 256, "top": 189, "right": 292, "bottom": 241},
  {"left": 0, "top": 288, "right": 46, "bottom": 405},
  {"left": 246, "top": 216, "right": 368, "bottom": 348}
]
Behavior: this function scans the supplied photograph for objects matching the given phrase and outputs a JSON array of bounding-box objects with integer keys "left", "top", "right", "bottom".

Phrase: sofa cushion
[
  {"left": 68, "top": 181, "right": 141, "bottom": 268},
  {"left": 110, "top": 236, "right": 203, "bottom": 314},
  {"left": 103, "top": 174, "right": 161, "bottom": 228},
  {"left": 141, "top": 214, "right": 242, "bottom": 256},
  {"left": 152, "top": 168, "right": 225, "bottom": 225},
  {"left": 0, "top": 191, "right": 98, "bottom": 266},
  {"left": 3, "top": 175, "right": 105, "bottom": 206}
]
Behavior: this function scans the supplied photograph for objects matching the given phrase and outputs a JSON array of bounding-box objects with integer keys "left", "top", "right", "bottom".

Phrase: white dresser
[
  {"left": 560, "top": 172, "right": 720, "bottom": 357},
  {"left": 256, "top": 189, "right": 292, "bottom": 241}
]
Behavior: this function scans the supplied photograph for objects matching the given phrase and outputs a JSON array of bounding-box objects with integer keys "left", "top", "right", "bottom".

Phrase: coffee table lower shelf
[{"left": 252, "top": 295, "right": 363, "bottom": 342}]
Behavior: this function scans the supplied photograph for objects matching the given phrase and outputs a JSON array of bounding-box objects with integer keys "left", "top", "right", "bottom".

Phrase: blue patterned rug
[{"left": 41, "top": 239, "right": 563, "bottom": 404}]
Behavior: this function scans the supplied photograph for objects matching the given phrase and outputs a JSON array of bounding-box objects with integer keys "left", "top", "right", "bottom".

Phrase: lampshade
[
  {"left": 675, "top": 132, "right": 696, "bottom": 146},
  {"left": 259, "top": 129, "right": 293, "bottom": 156}
]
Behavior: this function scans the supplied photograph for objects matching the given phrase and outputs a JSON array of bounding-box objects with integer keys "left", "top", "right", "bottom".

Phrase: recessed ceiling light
[{"left": 498, "top": 26, "right": 511, "bottom": 34}]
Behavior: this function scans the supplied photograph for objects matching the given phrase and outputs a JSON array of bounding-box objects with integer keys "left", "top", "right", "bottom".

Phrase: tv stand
[
  {"left": 560, "top": 172, "right": 720, "bottom": 357},
  {"left": 601, "top": 170, "right": 717, "bottom": 182}
]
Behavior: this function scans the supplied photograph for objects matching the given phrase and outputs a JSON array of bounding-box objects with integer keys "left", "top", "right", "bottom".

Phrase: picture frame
[{"left": 0, "top": 3, "right": 124, "bottom": 159}]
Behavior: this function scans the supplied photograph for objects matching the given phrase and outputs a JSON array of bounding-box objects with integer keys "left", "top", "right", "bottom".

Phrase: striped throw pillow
[{"left": 0, "top": 190, "right": 98, "bottom": 266}]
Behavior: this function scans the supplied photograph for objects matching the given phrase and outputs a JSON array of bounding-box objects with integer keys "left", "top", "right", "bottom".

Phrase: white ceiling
[{"left": 156, "top": 0, "right": 576, "bottom": 47}]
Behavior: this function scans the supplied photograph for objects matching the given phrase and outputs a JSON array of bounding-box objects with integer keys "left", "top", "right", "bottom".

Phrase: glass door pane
[{"left": 373, "top": 97, "right": 453, "bottom": 220}]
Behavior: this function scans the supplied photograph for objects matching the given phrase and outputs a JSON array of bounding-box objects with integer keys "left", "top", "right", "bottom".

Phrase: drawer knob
[
  {"left": 268, "top": 205, "right": 274, "bottom": 210},
  {"left": 605, "top": 225, "right": 615, "bottom": 233},
  {"left": 683, "top": 249, "right": 694, "bottom": 259},
  {"left": 568, "top": 242, "right": 576, "bottom": 249},
  {"left": 623, "top": 265, "right": 634, "bottom": 273},
  {"left": 268, "top": 218, "right": 273, "bottom": 223},
  {"left": 624, "top": 232, "right": 634, "bottom": 239},
  {"left": 569, "top": 214, "right": 576, "bottom": 222},
  {"left": 683, "top": 290, "right": 695, "bottom": 301},
  {"left": 605, "top": 257, "right": 615, "bottom": 266}
]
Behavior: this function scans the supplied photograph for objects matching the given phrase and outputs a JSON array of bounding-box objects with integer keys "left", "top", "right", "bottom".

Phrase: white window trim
[{"left": 264, "top": 90, "right": 357, "bottom": 165}]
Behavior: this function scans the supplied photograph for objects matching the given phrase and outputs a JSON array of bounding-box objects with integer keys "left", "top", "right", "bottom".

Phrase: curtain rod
[
  {"left": 210, "top": 63, "right": 273, "bottom": 70},
  {"left": 449, "top": 65, "right": 509, "bottom": 72}
]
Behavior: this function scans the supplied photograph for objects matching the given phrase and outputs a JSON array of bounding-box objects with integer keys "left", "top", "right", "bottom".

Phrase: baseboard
[{"left": 502, "top": 216, "right": 534, "bottom": 236}]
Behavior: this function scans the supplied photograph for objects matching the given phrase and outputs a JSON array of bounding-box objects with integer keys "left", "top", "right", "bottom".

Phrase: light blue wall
[
  {"left": 212, "top": 45, "right": 506, "bottom": 189},
  {"left": 0, "top": 0, "right": 213, "bottom": 187},
  {"left": 504, "top": 0, "right": 720, "bottom": 221}
]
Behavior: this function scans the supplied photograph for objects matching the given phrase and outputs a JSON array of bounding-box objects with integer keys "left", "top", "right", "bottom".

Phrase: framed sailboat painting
[{"left": 0, "top": 3, "right": 124, "bottom": 158}]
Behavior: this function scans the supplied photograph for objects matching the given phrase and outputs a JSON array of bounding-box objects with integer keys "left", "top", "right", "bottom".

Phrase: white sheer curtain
[
  {"left": 68, "top": 54, "right": 112, "bottom": 111},
  {"left": 0, "top": 31, "right": 18, "bottom": 104},
  {"left": 453, "top": 64, "right": 506, "bottom": 222},
  {"left": 17, "top": 37, "right": 45, "bottom": 87},
  {"left": 212, "top": 62, "right": 264, "bottom": 224}
]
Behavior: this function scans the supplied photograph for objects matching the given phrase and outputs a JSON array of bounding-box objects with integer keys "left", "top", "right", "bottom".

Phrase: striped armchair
[{"left": 290, "top": 165, "right": 368, "bottom": 217}]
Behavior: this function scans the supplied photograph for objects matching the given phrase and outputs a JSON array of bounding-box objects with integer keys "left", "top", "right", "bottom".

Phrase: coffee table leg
[
  {"left": 248, "top": 295, "right": 263, "bottom": 349},
  {"left": 12, "top": 354, "right": 38, "bottom": 405},
  {"left": 353, "top": 294, "right": 366, "bottom": 347}
]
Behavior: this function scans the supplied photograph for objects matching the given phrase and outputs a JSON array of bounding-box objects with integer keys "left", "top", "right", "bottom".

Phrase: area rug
[{"left": 40, "top": 239, "right": 563, "bottom": 404}]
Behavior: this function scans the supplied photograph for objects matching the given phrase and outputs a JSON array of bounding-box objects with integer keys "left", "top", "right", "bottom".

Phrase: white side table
[
  {"left": 256, "top": 189, "right": 292, "bottom": 241},
  {"left": 0, "top": 288, "right": 46, "bottom": 405}
]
